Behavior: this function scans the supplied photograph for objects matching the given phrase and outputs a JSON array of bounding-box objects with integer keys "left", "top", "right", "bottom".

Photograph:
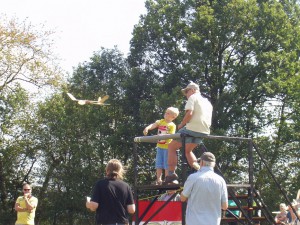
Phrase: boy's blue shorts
[{"left": 155, "top": 147, "right": 168, "bottom": 169}]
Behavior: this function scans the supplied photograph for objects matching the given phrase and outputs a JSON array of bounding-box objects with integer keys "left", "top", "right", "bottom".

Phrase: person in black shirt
[{"left": 86, "top": 159, "right": 135, "bottom": 225}]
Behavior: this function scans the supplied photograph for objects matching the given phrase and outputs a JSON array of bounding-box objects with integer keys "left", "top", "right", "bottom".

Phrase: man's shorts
[{"left": 174, "top": 127, "right": 208, "bottom": 144}]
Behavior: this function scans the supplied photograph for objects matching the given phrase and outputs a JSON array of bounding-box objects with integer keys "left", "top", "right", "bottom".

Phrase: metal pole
[
  {"left": 181, "top": 133, "right": 187, "bottom": 225},
  {"left": 134, "top": 134, "right": 251, "bottom": 143},
  {"left": 133, "top": 143, "right": 139, "bottom": 225},
  {"left": 248, "top": 140, "right": 254, "bottom": 224}
]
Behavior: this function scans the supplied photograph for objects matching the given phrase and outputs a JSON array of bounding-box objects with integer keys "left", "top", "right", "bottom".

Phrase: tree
[
  {"left": 0, "top": 15, "right": 63, "bottom": 92},
  {"left": 0, "top": 86, "right": 41, "bottom": 224},
  {"left": 0, "top": 14, "right": 64, "bottom": 224}
]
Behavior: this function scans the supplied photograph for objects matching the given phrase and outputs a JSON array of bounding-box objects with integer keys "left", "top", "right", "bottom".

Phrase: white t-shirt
[{"left": 185, "top": 92, "right": 213, "bottom": 134}]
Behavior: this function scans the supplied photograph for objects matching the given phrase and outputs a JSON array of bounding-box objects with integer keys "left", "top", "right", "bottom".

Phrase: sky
[{"left": 0, "top": 0, "right": 146, "bottom": 74}]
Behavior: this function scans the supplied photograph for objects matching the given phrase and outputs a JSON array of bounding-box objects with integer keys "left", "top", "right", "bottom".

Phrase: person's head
[
  {"left": 106, "top": 159, "right": 125, "bottom": 180},
  {"left": 279, "top": 203, "right": 287, "bottom": 212},
  {"left": 181, "top": 81, "right": 200, "bottom": 98},
  {"left": 167, "top": 189, "right": 176, "bottom": 195},
  {"left": 198, "top": 152, "right": 216, "bottom": 167},
  {"left": 164, "top": 107, "right": 179, "bottom": 122},
  {"left": 22, "top": 182, "right": 32, "bottom": 196}
]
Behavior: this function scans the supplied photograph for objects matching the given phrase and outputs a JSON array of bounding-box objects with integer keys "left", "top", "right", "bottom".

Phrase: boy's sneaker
[
  {"left": 151, "top": 180, "right": 162, "bottom": 185},
  {"left": 163, "top": 173, "right": 178, "bottom": 184},
  {"left": 171, "top": 180, "right": 179, "bottom": 184}
]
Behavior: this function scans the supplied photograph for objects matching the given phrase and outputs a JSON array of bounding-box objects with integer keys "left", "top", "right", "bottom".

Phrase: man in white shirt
[{"left": 165, "top": 81, "right": 213, "bottom": 184}]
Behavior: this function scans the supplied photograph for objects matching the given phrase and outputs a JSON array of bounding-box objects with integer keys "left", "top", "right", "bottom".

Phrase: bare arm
[
  {"left": 86, "top": 201, "right": 99, "bottom": 211},
  {"left": 24, "top": 196, "right": 37, "bottom": 210},
  {"left": 221, "top": 201, "right": 228, "bottom": 211},
  {"left": 178, "top": 110, "right": 193, "bottom": 129},
  {"left": 143, "top": 122, "right": 159, "bottom": 135},
  {"left": 15, "top": 202, "right": 28, "bottom": 212},
  {"left": 127, "top": 204, "right": 136, "bottom": 214},
  {"left": 15, "top": 196, "right": 37, "bottom": 212},
  {"left": 180, "top": 193, "right": 188, "bottom": 202}
]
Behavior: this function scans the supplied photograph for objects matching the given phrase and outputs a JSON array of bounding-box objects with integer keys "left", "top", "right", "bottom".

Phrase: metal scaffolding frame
[{"left": 133, "top": 133, "right": 257, "bottom": 225}]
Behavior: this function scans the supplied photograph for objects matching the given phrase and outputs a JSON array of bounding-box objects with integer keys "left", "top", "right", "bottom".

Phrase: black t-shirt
[{"left": 91, "top": 178, "right": 134, "bottom": 224}]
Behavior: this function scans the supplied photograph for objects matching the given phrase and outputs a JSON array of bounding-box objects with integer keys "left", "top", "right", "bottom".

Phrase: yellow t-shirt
[
  {"left": 156, "top": 119, "right": 176, "bottom": 149},
  {"left": 15, "top": 196, "right": 38, "bottom": 225}
]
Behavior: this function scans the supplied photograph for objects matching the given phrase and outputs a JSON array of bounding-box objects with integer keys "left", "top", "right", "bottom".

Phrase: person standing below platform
[
  {"left": 274, "top": 203, "right": 288, "bottom": 224},
  {"left": 86, "top": 159, "right": 135, "bottom": 225},
  {"left": 159, "top": 189, "right": 181, "bottom": 201},
  {"left": 165, "top": 81, "right": 213, "bottom": 183},
  {"left": 15, "top": 182, "right": 38, "bottom": 225},
  {"left": 143, "top": 107, "right": 179, "bottom": 185},
  {"left": 180, "top": 152, "right": 228, "bottom": 225}
]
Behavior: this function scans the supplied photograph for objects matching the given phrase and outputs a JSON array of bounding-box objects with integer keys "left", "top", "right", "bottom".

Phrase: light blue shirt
[{"left": 182, "top": 166, "right": 228, "bottom": 225}]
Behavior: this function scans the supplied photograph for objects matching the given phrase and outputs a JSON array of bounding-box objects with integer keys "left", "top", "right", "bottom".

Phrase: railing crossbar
[{"left": 134, "top": 134, "right": 251, "bottom": 143}]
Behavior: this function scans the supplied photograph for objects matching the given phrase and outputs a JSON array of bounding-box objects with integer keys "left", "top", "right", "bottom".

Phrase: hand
[
  {"left": 21, "top": 207, "right": 28, "bottom": 212},
  {"left": 178, "top": 123, "right": 184, "bottom": 129},
  {"left": 143, "top": 129, "right": 148, "bottom": 136},
  {"left": 24, "top": 193, "right": 31, "bottom": 199},
  {"left": 24, "top": 193, "right": 29, "bottom": 197}
]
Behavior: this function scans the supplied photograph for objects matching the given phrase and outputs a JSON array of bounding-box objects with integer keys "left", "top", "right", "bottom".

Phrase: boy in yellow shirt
[{"left": 144, "top": 107, "right": 179, "bottom": 185}]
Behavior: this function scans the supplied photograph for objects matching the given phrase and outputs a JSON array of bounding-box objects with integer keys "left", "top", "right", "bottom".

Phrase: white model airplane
[{"left": 67, "top": 93, "right": 110, "bottom": 105}]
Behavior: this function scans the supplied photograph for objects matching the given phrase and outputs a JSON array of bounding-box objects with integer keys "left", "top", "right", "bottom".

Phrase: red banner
[{"left": 134, "top": 200, "right": 182, "bottom": 222}]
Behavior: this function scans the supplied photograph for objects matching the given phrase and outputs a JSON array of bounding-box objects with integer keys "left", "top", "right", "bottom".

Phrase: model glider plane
[{"left": 67, "top": 93, "right": 110, "bottom": 105}]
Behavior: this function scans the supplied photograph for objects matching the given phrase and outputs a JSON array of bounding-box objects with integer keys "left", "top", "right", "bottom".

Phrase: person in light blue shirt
[{"left": 180, "top": 152, "right": 228, "bottom": 225}]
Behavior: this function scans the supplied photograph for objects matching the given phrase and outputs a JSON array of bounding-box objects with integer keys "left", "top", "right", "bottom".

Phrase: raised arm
[{"left": 143, "top": 122, "right": 159, "bottom": 135}]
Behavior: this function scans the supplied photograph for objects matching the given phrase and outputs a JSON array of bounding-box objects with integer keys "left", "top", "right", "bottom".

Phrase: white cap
[{"left": 181, "top": 81, "right": 200, "bottom": 95}]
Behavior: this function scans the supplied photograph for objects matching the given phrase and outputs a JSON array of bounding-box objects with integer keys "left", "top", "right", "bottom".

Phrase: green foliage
[{"left": 0, "top": 86, "right": 40, "bottom": 224}]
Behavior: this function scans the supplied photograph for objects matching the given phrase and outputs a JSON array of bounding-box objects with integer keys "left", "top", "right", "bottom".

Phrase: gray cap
[{"left": 200, "top": 152, "right": 216, "bottom": 162}]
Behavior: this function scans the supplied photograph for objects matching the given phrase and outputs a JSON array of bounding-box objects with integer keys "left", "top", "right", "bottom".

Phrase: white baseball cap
[{"left": 181, "top": 81, "right": 200, "bottom": 95}]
